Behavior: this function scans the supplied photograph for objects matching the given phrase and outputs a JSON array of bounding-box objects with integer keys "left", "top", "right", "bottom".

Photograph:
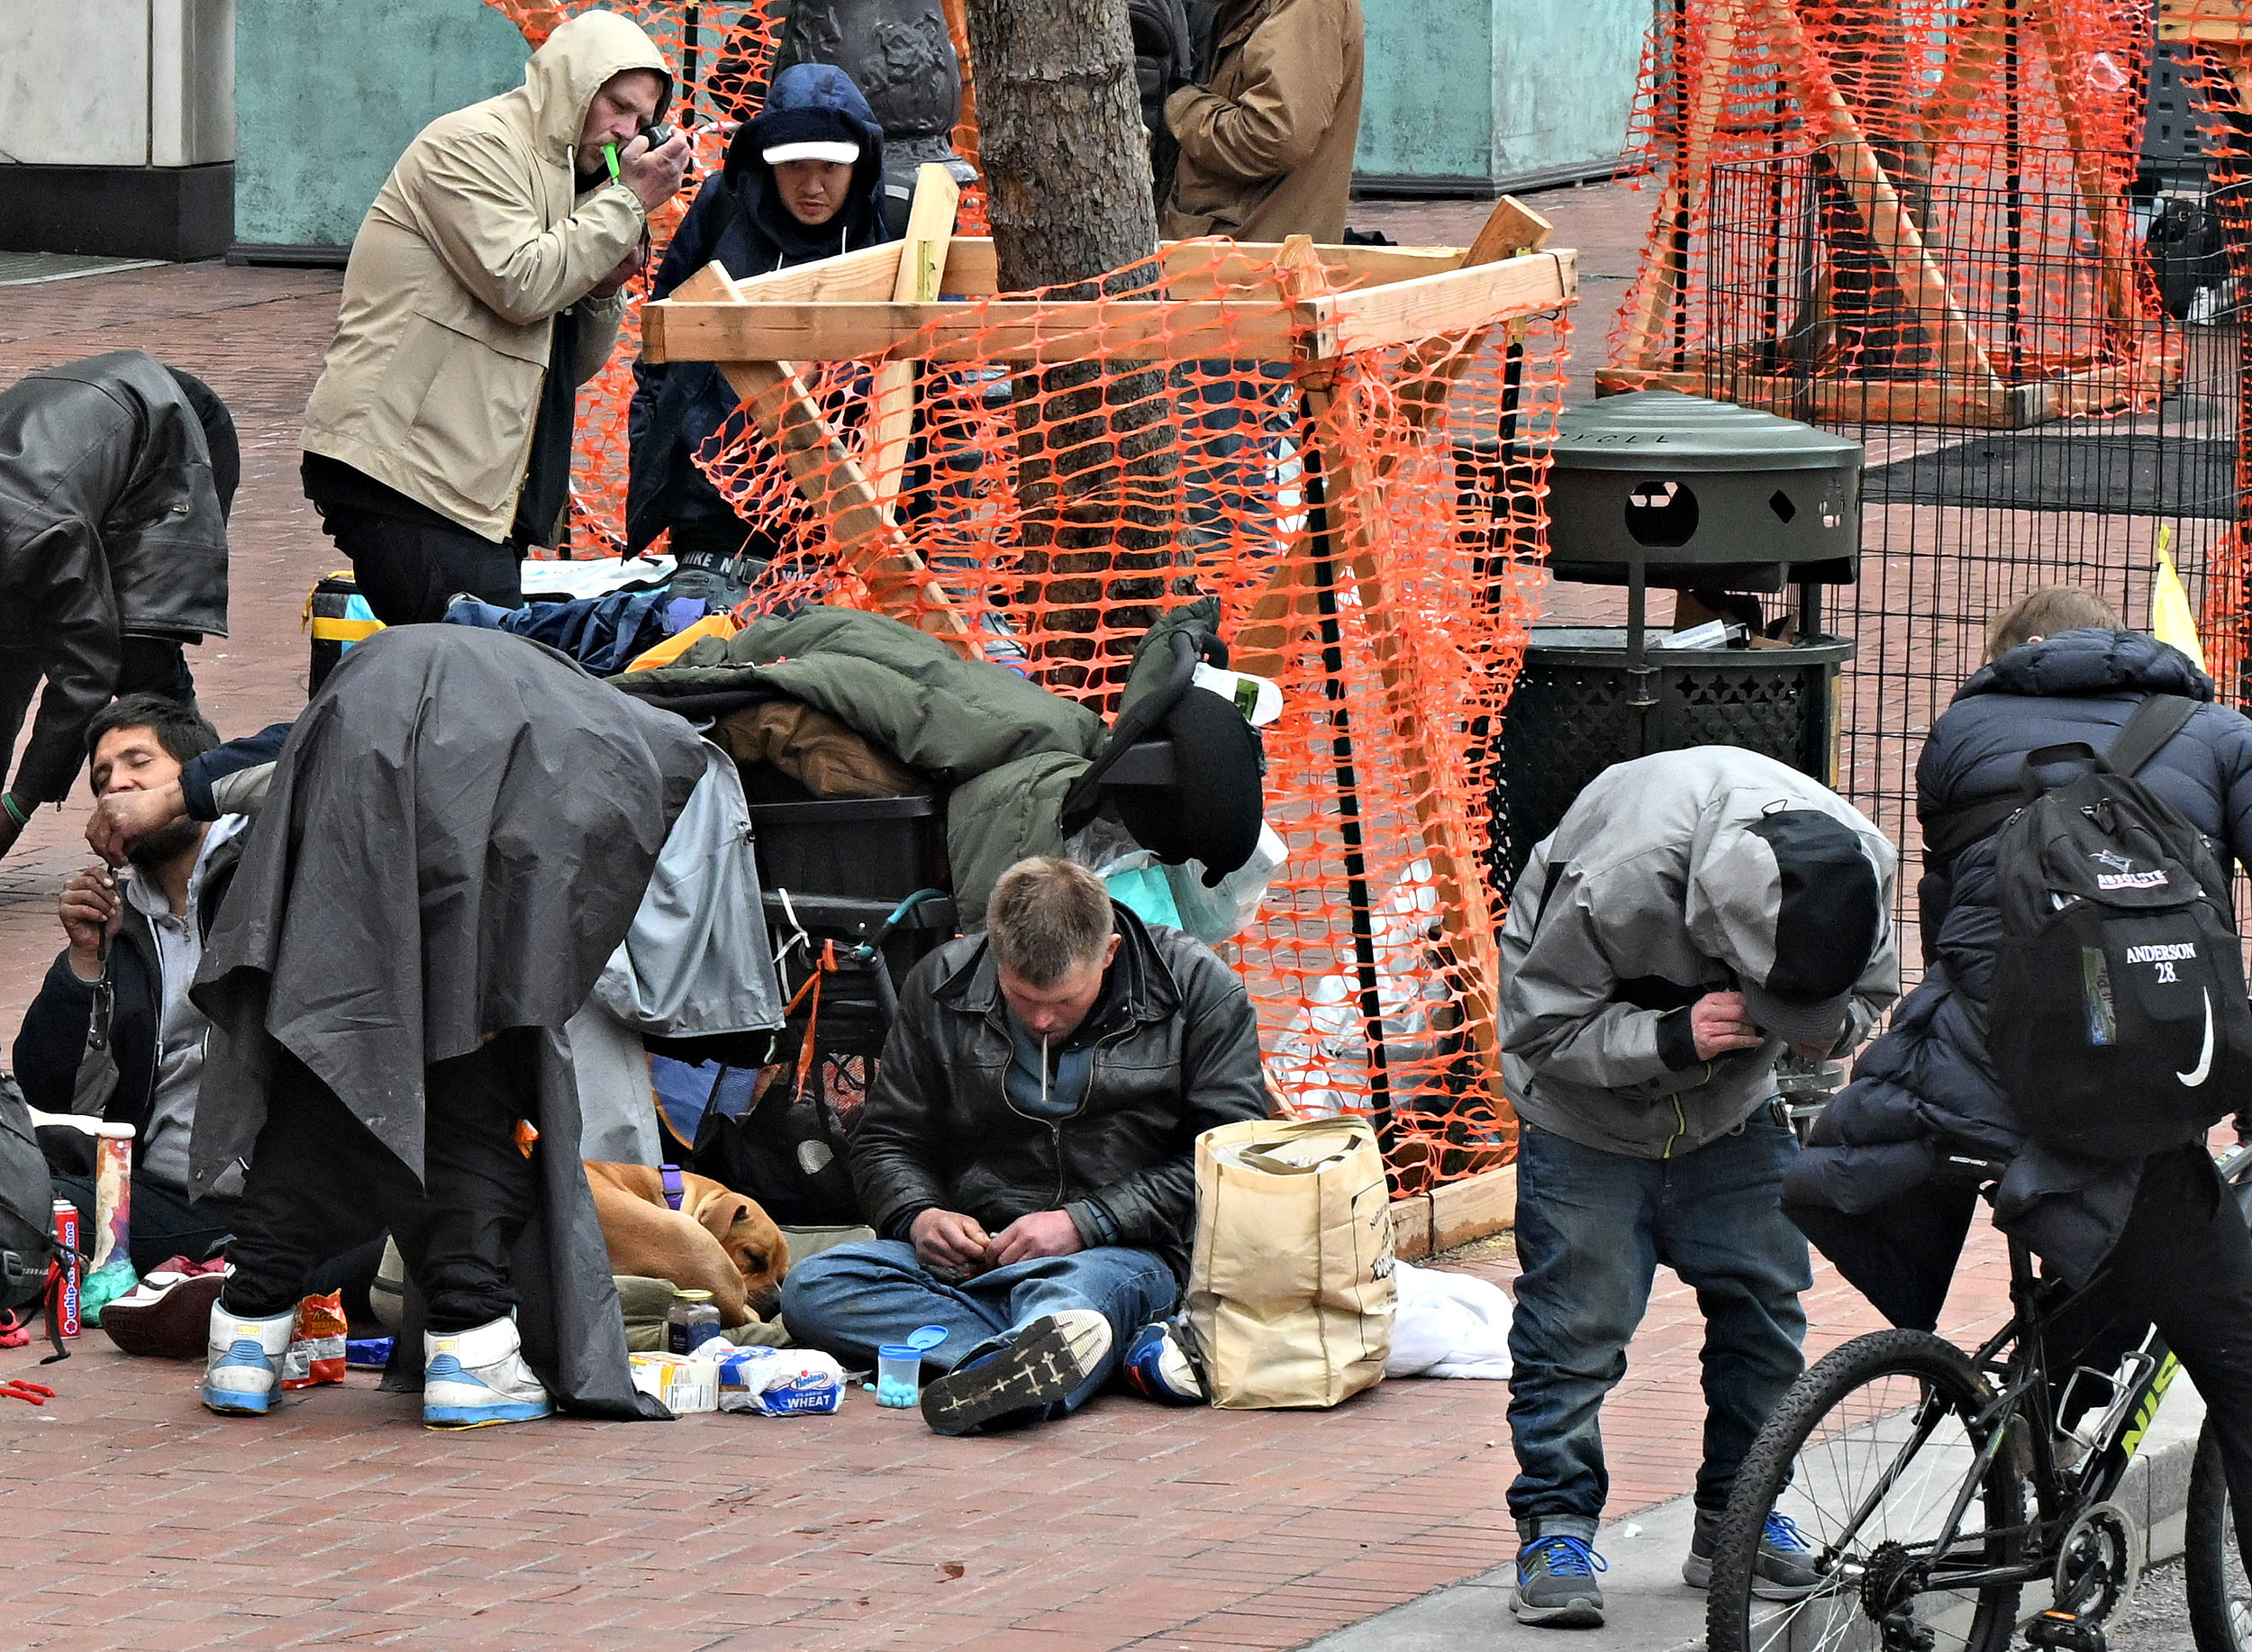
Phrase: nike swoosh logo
[{"left": 2180, "top": 989, "right": 2216, "bottom": 1087}]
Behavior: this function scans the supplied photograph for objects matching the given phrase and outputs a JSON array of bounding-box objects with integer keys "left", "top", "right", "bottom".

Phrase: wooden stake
[
  {"left": 669, "top": 262, "right": 980, "bottom": 656},
  {"left": 1272, "top": 238, "right": 1510, "bottom": 1115},
  {"left": 868, "top": 165, "right": 962, "bottom": 523}
]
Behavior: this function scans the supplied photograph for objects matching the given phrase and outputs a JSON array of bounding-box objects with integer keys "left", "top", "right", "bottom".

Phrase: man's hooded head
[
  {"left": 1687, "top": 800, "right": 1893, "bottom": 1047},
  {"left": 518, "top": 10, "right": 674, "bottom": 177},
  {"left": 165, "top": 368, "right": 237, "bottom": 522},
  {"left": 722, "top": 63, "right": 889, "bottom": 261}
]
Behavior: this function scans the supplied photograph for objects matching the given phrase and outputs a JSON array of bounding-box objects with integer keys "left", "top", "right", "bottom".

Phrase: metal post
[
  {"left": 684, "top": 3, "right": 701, "bottom": 113},
  {"left": 1627, "top": 553, "right": 1657, "bottom": 753},
  {"left": 1298, "top": 432, "right": 1396, "bottom": 1156}
]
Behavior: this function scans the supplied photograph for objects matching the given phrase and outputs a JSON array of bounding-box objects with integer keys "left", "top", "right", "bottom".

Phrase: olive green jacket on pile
[
  {"left": 620, "top": 604, "right": 1110, "bottom": 921},
  {"left": 300, "top": 12, "right": 667, "bottom": 539}
]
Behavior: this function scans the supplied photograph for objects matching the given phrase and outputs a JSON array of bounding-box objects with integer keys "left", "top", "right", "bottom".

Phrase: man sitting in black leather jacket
[{"left": 780, "top": 856, "right": 1267, "bottom": 1435}]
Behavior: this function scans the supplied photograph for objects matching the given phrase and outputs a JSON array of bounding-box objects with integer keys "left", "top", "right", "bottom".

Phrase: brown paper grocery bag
[{"left": 1185, "top": 1115, "right": 1395, "bottom": 1409}]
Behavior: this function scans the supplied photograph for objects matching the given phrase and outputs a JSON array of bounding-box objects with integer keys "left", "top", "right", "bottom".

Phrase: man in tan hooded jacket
[
  {"left": 1161, "top": 0, "right": 1364, "bottom": 243},
  {"left": 299, "top": 12, "right": 689, "bottom": 625}
]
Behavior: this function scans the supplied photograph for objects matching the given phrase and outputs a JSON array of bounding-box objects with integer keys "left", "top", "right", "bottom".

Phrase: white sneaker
[
  {"left": 422, "top": 1316, "right": 552, "bottom": 1429},
  {"left": 202, "top": 1303, "right": 295, "bottom": 1415}
]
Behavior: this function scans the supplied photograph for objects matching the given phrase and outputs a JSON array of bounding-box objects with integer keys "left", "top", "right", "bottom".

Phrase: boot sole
[
  {"left": 920, "top": 1315, "right": 1097, "bottom": 1437},
  {"left": 1510, "top": 1591, "right": 1604, "bottom": 1628},
  {"left": 422, "top": 1401, "right": 551, "bottom": 1429},
  {"left": 104, "top": 1275, "right": 227, "bottom": 1360}
]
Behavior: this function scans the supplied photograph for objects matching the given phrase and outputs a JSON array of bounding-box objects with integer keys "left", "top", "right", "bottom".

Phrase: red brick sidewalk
[
  {"left": 0, "top": 1238, "right": 2011, "bottom": 1652},
  {"left": 0, "top": 186, "right": 2016, "bottom": 1650}
]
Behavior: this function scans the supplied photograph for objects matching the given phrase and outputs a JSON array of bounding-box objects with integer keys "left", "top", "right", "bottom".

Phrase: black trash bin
[{"left": 1488, "top": 391, "right": 1864, "bottom": 895}]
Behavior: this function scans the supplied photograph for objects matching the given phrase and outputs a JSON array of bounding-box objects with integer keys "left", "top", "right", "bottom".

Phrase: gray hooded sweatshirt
[{"left": 1499, "top": 747, "right": 1901, "bottom": 1160}]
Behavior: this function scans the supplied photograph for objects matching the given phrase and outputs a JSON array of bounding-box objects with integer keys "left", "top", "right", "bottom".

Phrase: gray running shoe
[
  {"left": 1512, "top": 1533, "right": 1608, "bottom": 1627},
  {"left": 1683, "top": 1509, "right": 1821, "bottom": 1599}
]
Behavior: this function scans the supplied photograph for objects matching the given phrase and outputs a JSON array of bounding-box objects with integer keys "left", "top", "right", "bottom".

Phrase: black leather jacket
[
  {"left": 0, "top": 351, "right": 230, "bottom": 803},
  {"left": 849, "top": 903, "right": 1268, "bottom": 1281}
]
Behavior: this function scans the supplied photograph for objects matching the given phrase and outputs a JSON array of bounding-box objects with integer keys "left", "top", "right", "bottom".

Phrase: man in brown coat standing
[{"left": 1160, "top": 0, "right": 1365, "bottom": 243}]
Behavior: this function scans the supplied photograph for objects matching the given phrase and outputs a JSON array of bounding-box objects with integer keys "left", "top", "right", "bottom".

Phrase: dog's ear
[{"left": 699, "top": 1194, "right": 757, "bottom": 1244}]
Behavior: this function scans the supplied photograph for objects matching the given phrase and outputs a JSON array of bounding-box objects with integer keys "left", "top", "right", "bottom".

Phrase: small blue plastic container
[{"left": 874, "top": 1324, "right": 949, "bottom": 1408}]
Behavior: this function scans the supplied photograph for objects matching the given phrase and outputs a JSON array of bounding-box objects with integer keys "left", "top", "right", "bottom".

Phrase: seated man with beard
[{"left": 16, "top": 696, "right": 252, "bottom": 1278}]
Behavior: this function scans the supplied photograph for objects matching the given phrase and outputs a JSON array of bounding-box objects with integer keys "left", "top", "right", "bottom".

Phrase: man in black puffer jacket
[
  {"left": 781, "top": 857, "right": 1267, "bottom": 1436},
  {"left": 1786, "top": 587, "right": 2252, "bottom": 1522}
]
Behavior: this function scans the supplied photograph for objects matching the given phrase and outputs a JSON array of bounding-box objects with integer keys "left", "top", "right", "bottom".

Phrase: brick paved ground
[
  {"left": 0, "top": 1238, "right": 2011, "bottom": 1652},
  {"left": 0, "top": 184, "right": 2018, "bottom": 1650}
]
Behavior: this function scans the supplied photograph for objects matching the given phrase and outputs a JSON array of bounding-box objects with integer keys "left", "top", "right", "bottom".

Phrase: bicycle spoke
[{"left": 1747, "top": 1372, "right": 2010, "bottom": 1652}]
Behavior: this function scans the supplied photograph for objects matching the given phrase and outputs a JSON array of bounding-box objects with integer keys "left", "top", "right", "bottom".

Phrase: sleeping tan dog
[{"left": 584, "top": 1162, "right": 791, "bottom": 1327}]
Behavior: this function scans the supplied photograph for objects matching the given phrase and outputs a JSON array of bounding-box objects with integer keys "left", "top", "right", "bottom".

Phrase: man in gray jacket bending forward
[{"left": 1498, "top": 748, "right": 1898, "bottom": 1628}]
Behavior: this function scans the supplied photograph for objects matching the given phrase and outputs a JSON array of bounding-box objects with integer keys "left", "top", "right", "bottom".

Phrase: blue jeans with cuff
[
  {"left": 1506, "top": 1108, "right": 1812, "bottom": 1539},
  {"left": 779, "top": 1239, "right": 1179, "bottom": 1417}
]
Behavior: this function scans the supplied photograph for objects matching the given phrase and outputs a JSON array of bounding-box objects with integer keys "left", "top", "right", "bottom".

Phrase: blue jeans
[
  {"left": 1506, "top": 1110, "right": 1812, "bottom": 1537},
  {"left": 779, "top": 1239, "right": 1180, "bottom": 1416}
]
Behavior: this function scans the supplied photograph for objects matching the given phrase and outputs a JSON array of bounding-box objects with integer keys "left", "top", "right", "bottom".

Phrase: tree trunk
[{"left": 959, "top": 0, "right": 1187, "bottom": 699}]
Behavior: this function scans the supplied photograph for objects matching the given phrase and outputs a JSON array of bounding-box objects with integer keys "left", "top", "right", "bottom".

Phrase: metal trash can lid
[{"left": 1554, "top": 390, "right": 1862, "bottom": 475}]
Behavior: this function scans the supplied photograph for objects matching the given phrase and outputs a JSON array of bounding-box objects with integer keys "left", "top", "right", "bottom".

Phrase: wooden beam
[
  {"left": 2030, "top": 3, "right": 2138, "bottom": 326},
  {"left": 722, "top": 242, "right": 904, "bottom": 303},
  {"left": 939, "top": 237, "right": 1468, "bottom": 297},
  {"left": 1750, "top": 0, "right": 2002, "bottom": 386},
  {"left": 645, "top": 295, "right": 1306, "bottom": 365},
  {"left": 1917, "top": 0, "right": 2009, "bottom": 154},
  {"left": 1301, "top": 247, "right": 1577, "bottom": 355},
  {"left": 1613, "top": 0, "right": 1743, "bottom": 370},
  {"left": 667, "top": 261, "right": 980, "bottom": 655},
  {"left": 868, "top": 165, "right": 961, "bottom": 523},
  {"left": 1391, "top": 195, "right": 1562, "bottom": 444}
]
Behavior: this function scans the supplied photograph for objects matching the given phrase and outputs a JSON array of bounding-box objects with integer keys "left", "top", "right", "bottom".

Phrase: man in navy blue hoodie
[{"left": 626, "top": 63, "right": 893, "bottom": 592}]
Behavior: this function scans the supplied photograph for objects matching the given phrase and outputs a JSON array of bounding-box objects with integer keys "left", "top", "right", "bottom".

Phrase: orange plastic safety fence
[
  {"left": 1603, "top": 0, "right": 2252, "bottom": 986},
  {"left": 482, "top": 0, "right": 989, "bottom": 557},
  {"left": 483, "top": 2, "right": 1569, "bottom": 1189},
  {"left": 681, "top": 241, "right": 1570, "bottom": 1187}
]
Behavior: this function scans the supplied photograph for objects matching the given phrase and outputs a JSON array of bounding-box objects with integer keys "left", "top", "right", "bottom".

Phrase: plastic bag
[
  {"left": 281, "top": 1291, "right": 348, "bottom": 1389},
  {"left": 711, "top": 1344, "right": 846, "bottom": 1415}
]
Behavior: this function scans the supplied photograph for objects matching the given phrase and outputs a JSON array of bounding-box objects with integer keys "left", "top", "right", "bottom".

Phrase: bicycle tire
[
  {"left": 2186, "top": 1421, "right": 2252, "bottom": 1652},
  {"left": 1708, "top": 1328, "right": 2026, "bottom": 1652}
]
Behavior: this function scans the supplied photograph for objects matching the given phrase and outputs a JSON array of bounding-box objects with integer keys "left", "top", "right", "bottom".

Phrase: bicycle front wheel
[
  {"left": 2186, "top": 1421, "right": 2252, "bottom": 1652},
  {"left": 1708, "top": 1328, "right": 2027, "bottom": 1652}
]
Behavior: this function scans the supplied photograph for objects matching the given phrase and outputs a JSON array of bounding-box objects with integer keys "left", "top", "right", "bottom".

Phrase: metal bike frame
[{"left": 1803, "top": 1146, "right": 2252, "bottom": 1611}]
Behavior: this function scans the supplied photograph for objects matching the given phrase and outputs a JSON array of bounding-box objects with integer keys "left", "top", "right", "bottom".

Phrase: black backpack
[
  {"left": 0, "top": 1073, "right": 53, "bottom": 1315},
  {"left": 1984, "top": 694, "right": 2252, "bottom": 1157}
]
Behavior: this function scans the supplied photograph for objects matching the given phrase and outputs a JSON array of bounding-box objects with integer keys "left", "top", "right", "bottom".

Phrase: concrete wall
[
  {"left": 1356, "top": 0, "right": 1648, "bottom": 194},
  {"left": 0, "top": 0, "right": 234, "bottom": 168},
  {"left": 233, "top": 0, "right": 525, "bottom": 250}
]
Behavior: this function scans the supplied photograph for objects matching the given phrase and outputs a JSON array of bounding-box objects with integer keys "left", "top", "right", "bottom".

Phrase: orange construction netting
[
  {"left": 1604, "top": 0, "right": 2159, "bottom": 395},
  {"left": 486, "top": 1, "right": 1572, "bottom": 1189},
  {"left": 486, "top": 0, "right": 988, "bottom": 557}
]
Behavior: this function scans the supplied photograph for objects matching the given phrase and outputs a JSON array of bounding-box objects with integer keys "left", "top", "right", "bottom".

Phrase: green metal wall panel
[
  {"left": 1357, "top": 0, "right": 1647, "bottom": 192},
  {"left": 234, "top": 0, "right": 526, "bottom": 249},
  {"left": 1355, "top": 0, "right": 1495, "bottom": 184}
]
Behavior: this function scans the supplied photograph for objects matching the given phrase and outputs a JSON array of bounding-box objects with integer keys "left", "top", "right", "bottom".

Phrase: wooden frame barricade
[{"left": 641, "top": 190, "right": 1579, "bottom": 1129}]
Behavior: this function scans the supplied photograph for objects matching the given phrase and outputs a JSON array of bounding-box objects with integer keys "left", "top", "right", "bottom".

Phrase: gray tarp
[
  {"left": 190, "top": 626, "right": 709, "bottom": 1418},
  {"left": 593, "top": 740, "right": 784, "bottom": 1039}
]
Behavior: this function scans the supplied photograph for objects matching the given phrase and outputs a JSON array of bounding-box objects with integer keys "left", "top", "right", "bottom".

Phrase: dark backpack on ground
[
  {"left": 0, "top": 1073, "right": 53, "bottom": 1315},
  {"left": 1984, "top": 694, "right": 2252, "bottom": 1157}
]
